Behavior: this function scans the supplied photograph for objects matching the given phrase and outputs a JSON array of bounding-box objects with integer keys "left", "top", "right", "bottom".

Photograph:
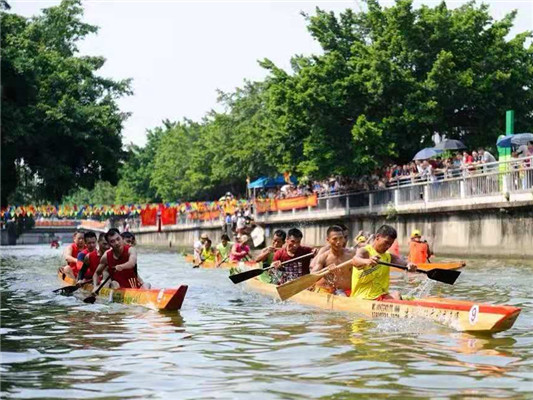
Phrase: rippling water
[{"left": 1, "top": 245, "right": 532, "bottom": 399}]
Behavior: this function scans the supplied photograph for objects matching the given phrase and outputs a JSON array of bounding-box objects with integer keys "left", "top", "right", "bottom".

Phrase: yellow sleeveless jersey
[
  {"left": 201, "top": 248, "right": 215, "bottom": 262},
  {"left": 350, "top": 244, "right": 391, "bottom": 300}
]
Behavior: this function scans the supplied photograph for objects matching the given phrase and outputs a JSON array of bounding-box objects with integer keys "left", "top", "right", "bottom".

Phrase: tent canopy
[{"left": 247, "top": 175, "right": 297, "bottom": 189}]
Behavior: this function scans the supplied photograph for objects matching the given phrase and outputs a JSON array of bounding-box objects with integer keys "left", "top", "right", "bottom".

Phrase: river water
[{"left": 1, "top": 245, "right": 532, "bottom": 399}]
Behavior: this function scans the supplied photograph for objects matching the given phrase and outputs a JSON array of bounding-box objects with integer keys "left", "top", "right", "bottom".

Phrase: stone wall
[{"left": 133, "top": 204, "right": 532, "bottom": 259}]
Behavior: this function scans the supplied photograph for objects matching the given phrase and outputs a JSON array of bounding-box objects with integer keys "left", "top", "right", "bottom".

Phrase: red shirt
[
  {"left": 106, "top": 245, "right": 140, "bottom": 288},
  {"left": 78, "top": 249, "right": 100, "bottom": 279},
  {"left": 273, "top": 246, "right": 313, "bottom": 284},
  {"left": 68, "top": 243, "right": 82, "bottom": 274}
]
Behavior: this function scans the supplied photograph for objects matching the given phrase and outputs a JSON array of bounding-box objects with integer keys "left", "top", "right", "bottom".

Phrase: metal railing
[{"left": 132, "top": 156, "right": 532, "bottom": 229}]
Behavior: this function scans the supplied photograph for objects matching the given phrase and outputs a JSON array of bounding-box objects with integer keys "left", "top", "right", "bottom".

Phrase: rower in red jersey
[
  {"left": 75, "top": 231, "right": 101, "bottom": 285},
  {"left": 62, "top": 232, "right": 85, "bottom": 279},
  {"left": 92, "top": 228, "right": 148, "bottom": 289}
]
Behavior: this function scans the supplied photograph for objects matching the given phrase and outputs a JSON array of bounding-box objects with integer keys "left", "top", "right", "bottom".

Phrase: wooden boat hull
[
  {"left": 184, "top": 254, "right": 259, "bottom": 269},
  {"left": 245, "top": 278, "right": 520, "bottom": 333},
  {"left": 57, "top": 270, "right": 187, "bottom": 311}
]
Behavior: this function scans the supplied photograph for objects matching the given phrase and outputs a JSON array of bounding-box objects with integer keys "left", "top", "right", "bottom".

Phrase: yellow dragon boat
[{"left": 245, "top": 278, "right": 520, "bottom": 333}]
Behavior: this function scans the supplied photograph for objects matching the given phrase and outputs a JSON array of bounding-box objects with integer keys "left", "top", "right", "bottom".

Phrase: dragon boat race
[{"left": 1, "top": 0, "right": 533, "bottom": 398}]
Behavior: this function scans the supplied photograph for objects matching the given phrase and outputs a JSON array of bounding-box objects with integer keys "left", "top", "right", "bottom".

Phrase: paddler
[
  {"left": 193, "top": 233, "right": 209, "bottom": 263},
  {"left": 348, "top": 224, "right": 416, "bottom": 300},
  {"left": 201, "top": 238, "right": 216, "bottom": 262},
  {"left": 311, "top": 225, "right": 355, "bottom": 296},
  {"left": 92, "top": 228, "right": 149, "bottom": 289},
  {"left": 254, "top": 229, "right": 286, "bottom": 268},
  {"left": 75, "top": 231, "right": 100, "bottom": 285},
  {"left": 270, "top": 228, "right": 316, "bottom": 284},
  {"left": 61, "top": 231, "right": 85, "bottom": 279},
  {"left": 121, "top": 231, "right": 136, "bottom": 246},
  {"left": 229, "top": 235, "right": 250, "bottom": 262},
  {"left": 215, "top": 234, "right": 233, "bottom": 265},
  {"left": 407, "top": 229, "right": 433, "bottom": 264},
  {"left": 119, "top": 232, "right": 150, "bottom": 288},
  {"left": 310, "top": 223, "right": 349, "bottom": 270}
]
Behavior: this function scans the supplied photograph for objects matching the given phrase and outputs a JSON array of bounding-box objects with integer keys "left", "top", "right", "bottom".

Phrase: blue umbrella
[
  {"left": 413, "top": 148, "right": 443, "bottom": 160},
  {"left": 496, "top": 133, "right": 533, "bottom": 148}
]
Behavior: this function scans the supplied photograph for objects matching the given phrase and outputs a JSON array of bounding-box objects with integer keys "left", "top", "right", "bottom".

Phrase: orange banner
[
  {"left": 188, "top": 210, "right": 221, "bottom": 221},
  {"left": 276, "top": 193, "right": 318, "bottom": 211},
  {"left": 255, "top": 193, "right": 318, "bottom": 214},
  {"left": 254, "top": 198, "right": 277, "bottom": 213}
]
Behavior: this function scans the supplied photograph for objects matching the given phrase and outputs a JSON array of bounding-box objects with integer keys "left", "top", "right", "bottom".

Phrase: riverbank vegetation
[{"left": 3, "top": 0, "right": 532, "bottom": 205}]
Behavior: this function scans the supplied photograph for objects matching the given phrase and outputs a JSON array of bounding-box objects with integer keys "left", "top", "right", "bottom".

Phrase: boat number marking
[
  {"left": 157, "top": 289, "right": 164, "bottom": 302},
  {"left": 469, "top": 305, "right": 479, "bottom": 325}
]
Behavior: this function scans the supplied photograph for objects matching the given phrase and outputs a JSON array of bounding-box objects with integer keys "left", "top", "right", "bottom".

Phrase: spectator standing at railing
[
  {"left": 479, "top": 147, "right": 496, "bottom": 165},
  {"left": 420, "top": 160, "right": 436, "bottom": 182}
]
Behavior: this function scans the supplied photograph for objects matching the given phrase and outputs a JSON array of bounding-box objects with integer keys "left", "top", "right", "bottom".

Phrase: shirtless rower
[
  {"left": 319, "top": 225, "right": 417, "bottom": 300},
  {"left": 62, "top": 231, "right": 85, "bottom": 279},
  {"left": 310, "top": 223, "right": 349, "bottom": 270},
  {"left": 92, "top": 228, "right": 149, "bottom": 289},
  {"left": 311, "top": 225, "right": 355, "bottom": 296}
]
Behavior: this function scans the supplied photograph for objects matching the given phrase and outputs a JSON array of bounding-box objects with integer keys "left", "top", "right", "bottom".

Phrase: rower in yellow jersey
[
  {"left": 350, "top": 224, "right": 417, "bottom": 300},
  {"left": 201, "top": 239, "right": 216, "bottom": 262}
]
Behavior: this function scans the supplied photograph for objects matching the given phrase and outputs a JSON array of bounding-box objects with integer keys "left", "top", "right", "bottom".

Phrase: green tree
[
  {"left": 62, "top": 180, "right": 117, "bottom": 205},
  {"left": 1, "top": 0, "right": 131, "bottom": 206}
]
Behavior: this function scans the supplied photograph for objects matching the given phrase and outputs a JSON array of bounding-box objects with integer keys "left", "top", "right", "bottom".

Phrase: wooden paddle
[
  {"left": 378, "top": 261, "right": 461, "bottom": 285},
  {"left": 215, "top": 255, "right": 229, "bottom": 268},
  {"left": 193, "top": 257, "right": 207, "bottom": 269},
  {"left": 83, "top": 275, "right": 112, "bottom": 304},
  {"left": 276, "top": 259, "right": 353, "bottom": 301},
  {"left": 276, "top": 259, "right": 461, "bottom": 301},
  {"left": 230, "top": 252, "right": 315, "bottom": 284}
]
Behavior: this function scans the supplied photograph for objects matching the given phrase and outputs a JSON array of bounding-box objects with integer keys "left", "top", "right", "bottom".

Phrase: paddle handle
[
  {"left": 378, "top": 261, "right": 425, "bottom": 275},
  {"left": 93, "top": 274, "right": 112, "bottom": 295},
  {"left": 264, "top": 251, "right": 315, "bottom": 271},
  {"left": 215, "top": 256, "right": 229, "bottom": 268}
]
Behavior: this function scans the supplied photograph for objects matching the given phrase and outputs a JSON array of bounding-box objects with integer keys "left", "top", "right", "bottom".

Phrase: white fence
[{"left": 256, "top": 156, "right": 533, "bottom": 220}]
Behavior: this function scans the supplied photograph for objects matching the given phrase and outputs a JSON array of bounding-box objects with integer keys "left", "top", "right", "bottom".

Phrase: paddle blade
[
  {"left": 426, "top": 268, "right": 461, "bottom": 285},
  {"left": 229, "top": 268, "right": 265, "bottom": 284},
  {"left": 53, "top": 285, "right": 79, "bottom": 295},
  {"left": 83, "top": 295, "right": 97, "bottom": 304},
  {"left": 276, "top": 273, "right": 323, "bottom": 301}
]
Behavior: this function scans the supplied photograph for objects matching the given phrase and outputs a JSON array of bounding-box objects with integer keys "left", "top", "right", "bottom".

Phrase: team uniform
[
  {"left": 201, "top": 247, "right": 215, "bottom": 262},
  {"left": 350, "top": 245, "right": 391, "bottom": 300},
  {"left": 68, "top": 243, "right": 83, "bottom": 276},
  {"left": 272, "top": 246, "right": 313, "bottom": 285},
  {"left": 106, "top": 245, "right": 141, "bottom": 289},
  {"left": 76, "top": 249, "right": 101, "bottom": 280}
]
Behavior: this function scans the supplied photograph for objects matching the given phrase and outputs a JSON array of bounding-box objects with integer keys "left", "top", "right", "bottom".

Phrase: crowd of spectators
[{"left": 252, "top": 143, "right": 533, "bottom": 199}]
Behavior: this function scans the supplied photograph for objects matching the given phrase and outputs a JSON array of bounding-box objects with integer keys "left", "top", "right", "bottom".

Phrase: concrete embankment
[{"left": 134, "top": 199, "right": 533, "bottom": 259}]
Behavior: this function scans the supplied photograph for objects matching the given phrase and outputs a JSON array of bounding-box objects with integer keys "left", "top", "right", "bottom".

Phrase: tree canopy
[
  {"left": 4, "top": 0, "right": 533, "bottom": 205},
  {"left": 1, "top": 0, "right": 131, "bottom": 206}
]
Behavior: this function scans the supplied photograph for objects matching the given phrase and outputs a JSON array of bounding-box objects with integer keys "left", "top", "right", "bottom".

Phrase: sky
[{"left": 10, "top": 0, "right": 533, "bottom": 147}]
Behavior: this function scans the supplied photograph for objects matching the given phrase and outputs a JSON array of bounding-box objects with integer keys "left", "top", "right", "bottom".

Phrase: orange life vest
[{"left": 408, "top": 240, "right": 430, "bottom": 264}]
